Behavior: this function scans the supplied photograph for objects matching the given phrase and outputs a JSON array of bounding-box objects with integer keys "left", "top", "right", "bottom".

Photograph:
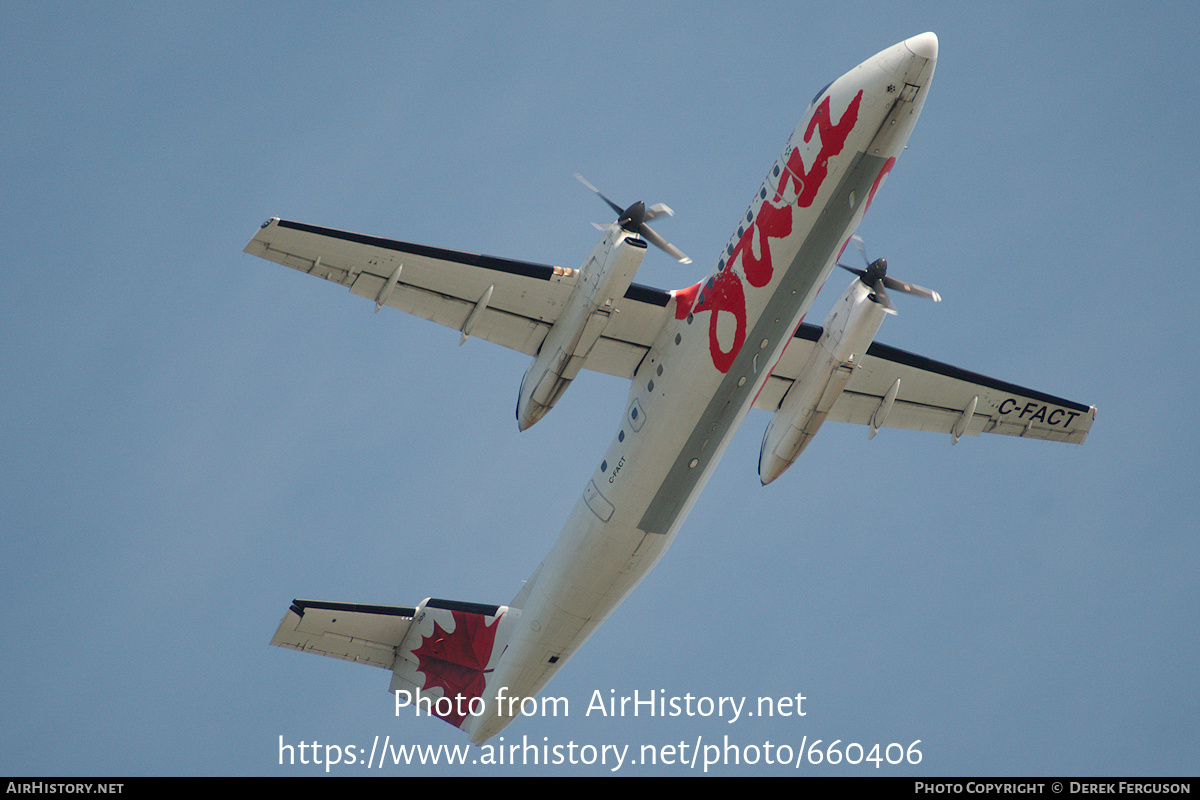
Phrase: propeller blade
[
  {"left": 645, "top": 202, "right": 674, "bottom": 221},
  {"left": 852, "top": 234, "right": 870, "bottom": 268},
  {"left": 574, "top": 173, "right": 624, "bottom": 217},
  {"left": 838, "top": 261, "right": 867, "bottom": 279},
  {"left": 640, "top": 222, "right": 692, "bottom": 264},
  {"left": 870, "top": 280, "right": 898, "bottom": 315},
  {"left": 882, "top": 275, "right": 941, "bottom": 302}
]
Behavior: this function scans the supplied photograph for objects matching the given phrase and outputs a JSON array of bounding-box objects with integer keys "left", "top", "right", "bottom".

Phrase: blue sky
[{"left": 2, "top": 2, "right": 1196, "bottom": 776}]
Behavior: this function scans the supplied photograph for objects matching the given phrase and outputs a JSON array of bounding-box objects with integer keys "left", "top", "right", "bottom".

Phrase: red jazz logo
[{"left": 677, "top": 91, "right": 872, "bottom": 373}]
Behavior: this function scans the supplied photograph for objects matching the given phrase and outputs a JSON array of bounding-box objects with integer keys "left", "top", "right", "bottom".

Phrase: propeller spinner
[
  {"left": 575, "top": 174, "right": 692, "bottom": 264},
  {"left": 837, "top": 235, "right": 940, "bottom": 314}
]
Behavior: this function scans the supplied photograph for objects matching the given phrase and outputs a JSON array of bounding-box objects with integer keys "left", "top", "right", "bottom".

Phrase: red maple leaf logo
[{"left": 411, "top": 609, "right": 502, "bottom": 726}]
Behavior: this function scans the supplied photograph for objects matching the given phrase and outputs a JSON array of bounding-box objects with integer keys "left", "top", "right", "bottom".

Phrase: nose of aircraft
[
  {"left": 903, "top": 31, "right": 938, "bottom": 61},
  {"left": 868, "top": 31, "right": 939, "bottom": 85}
]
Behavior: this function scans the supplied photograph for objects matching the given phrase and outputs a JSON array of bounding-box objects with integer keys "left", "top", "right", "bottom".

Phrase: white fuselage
[{"left": 464, "top": 33, "right": 938, "bottom": 744}]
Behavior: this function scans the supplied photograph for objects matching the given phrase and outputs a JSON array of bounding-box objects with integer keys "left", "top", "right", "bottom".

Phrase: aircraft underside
[{"left": 253, "top": 32, "right": 1094, "bottom": 745}]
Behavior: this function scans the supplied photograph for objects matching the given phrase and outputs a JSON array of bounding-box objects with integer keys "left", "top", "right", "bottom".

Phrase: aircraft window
[
  {"left": 648, "top": 380, "right": 654, "bottom": 392},
  {"left": 675, "top": 333, "right": 681, "bottom": 345},
  {"left": 727, "top": 243, "right": 734, "bottom": 255},
  {"left": 601, "top": 460, "right": 607, "bottom": 472},
  {"left": 760, "top": 187, "right": 767, "bottom": 199},
  {"left": 773, "top": 165, "right": 780, "bottom": 177},
  {"left": 811, "top": 81, "right": 832, "bottom": 106},
  {"left": 718, "top": 258, "right": 725, "bottom": 271},
  {"left": 737, "top": 226, "right": 744, "bottom": 237},
  {"left": 618, "top": 430, "right": 625, "bottom": 442},
  {"left": 705, "top": 277, "right": 714, "bottom": 290},
  {"left": 688, "top": 312, "right": 694, "bottom": 323},
  {"left": 746, "top": 210, "right": 753, "bottom": 223},
  {"left": 656, "top": 364, "right": 663, "bottom": 376},
  {"left": 631, "top": 407, "right": 638, "bottom": 420}
]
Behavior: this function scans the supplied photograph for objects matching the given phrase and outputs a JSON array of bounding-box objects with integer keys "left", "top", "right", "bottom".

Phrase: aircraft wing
[
  {"left": 756, "top": 323, "right": 1095, "bottom": 443},
  {"left": 245, "top": 218, "right": 673, "bottom": 378},
  {"left": 270, "top": 599, "right": 416, "bottom": 670}
]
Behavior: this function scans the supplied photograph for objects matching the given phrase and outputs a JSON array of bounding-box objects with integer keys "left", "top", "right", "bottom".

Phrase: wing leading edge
[
  {"left": 756, "top": 323, "right": 1095, "bottom": 444},
  {"left": 244, "top": 218, "right": 674, "bottom": 379}
]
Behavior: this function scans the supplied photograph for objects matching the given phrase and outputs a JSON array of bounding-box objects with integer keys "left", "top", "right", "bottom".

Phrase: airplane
[{"left": 247, "top": 32, "right": 1094, "bottom": 745}]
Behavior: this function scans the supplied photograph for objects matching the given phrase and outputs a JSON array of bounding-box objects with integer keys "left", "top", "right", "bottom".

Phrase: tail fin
[{"left": 271, "top": 596, "right": 516, "bottom": 732}]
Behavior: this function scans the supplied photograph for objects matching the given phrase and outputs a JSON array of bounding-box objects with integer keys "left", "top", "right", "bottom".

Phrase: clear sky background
[{"left": 2, "top": 2, "right": 1196, "bottom": 777}]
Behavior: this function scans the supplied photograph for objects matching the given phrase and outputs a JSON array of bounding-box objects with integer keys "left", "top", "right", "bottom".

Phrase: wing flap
[{"left": 347, "top": 270, "right": 550, "bottom": 356}]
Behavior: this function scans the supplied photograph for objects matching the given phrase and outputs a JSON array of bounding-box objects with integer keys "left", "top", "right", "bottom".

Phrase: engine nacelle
[
  {"left": 516, "top": 229, "right": 647, "bottom": 430},
  {"left": 759, "top": 277, "right": 889, "bottom": 484}
]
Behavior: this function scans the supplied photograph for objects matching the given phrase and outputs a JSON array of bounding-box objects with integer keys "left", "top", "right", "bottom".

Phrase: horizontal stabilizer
[
  {"left": 271, "top": 596, "right": 518, "bottom": 733},
  {"left": 270, "top": 599, "right": 416, "bottom": 669}
]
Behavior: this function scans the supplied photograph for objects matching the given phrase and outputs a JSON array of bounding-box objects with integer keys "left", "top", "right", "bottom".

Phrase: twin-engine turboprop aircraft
[{"left": 249, "top": 33, "right": 1094, "bottom": 744}]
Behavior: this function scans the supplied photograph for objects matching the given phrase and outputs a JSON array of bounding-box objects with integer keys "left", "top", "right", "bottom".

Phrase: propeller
[
  {"left": 575, "top": 173, "right": 692, "bottom": 264},
  {"left": 837, "top": 235, "right": 940, "bottom": 314}
]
